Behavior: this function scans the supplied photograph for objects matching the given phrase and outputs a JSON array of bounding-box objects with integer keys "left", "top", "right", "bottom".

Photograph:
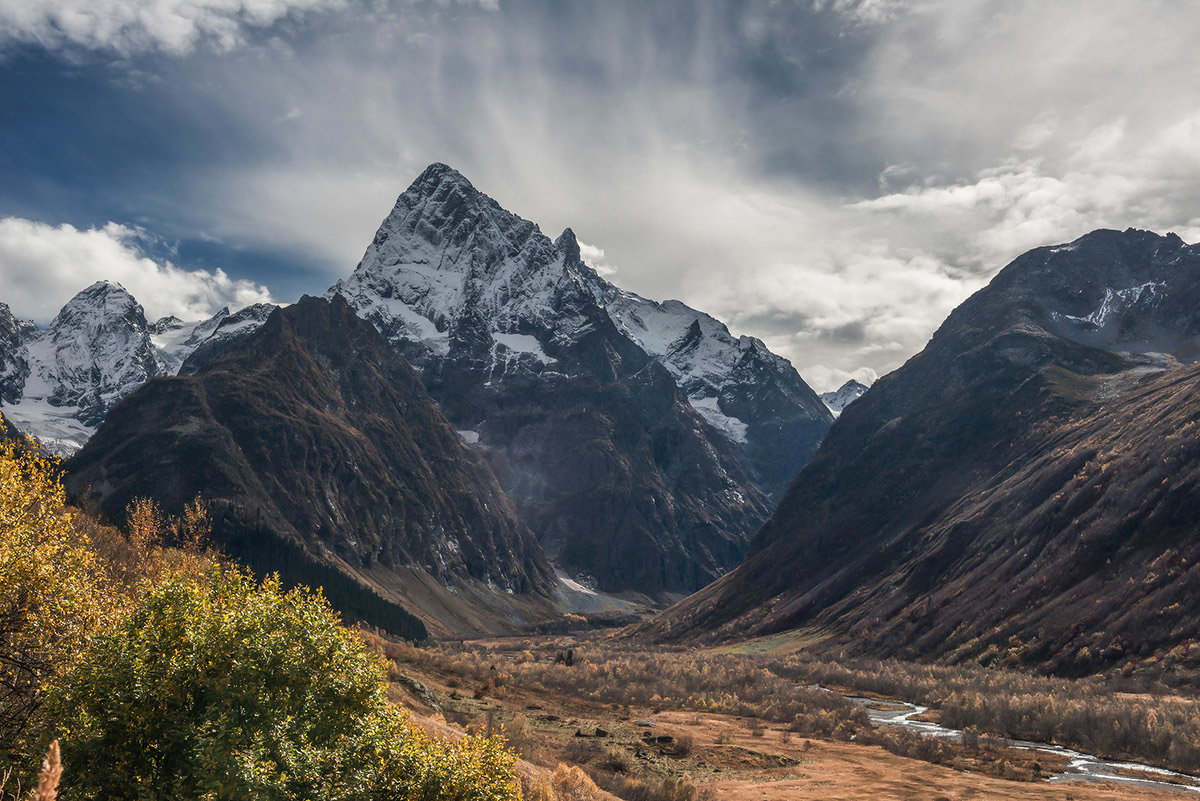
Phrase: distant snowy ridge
[
  {"left": 820, "top": 379, "right": 869, "bottom": 416},
  {"left": 594, "top": 288, "right": 797, "bottom": 444},
  {"left": 0, "top": 281, "right": 274, "bottom": 454}
]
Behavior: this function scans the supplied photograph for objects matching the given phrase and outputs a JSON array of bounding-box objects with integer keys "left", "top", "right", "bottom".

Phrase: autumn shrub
[
  {"left": 562, "top": 741, "right": 603, "bottom": 769},
  {"left": 551, "top": 764, "right": 604, "bottom": 801},
  {"left": 499, "top": 714, "right": 541, "bottom": 761},
  {"left": 671, "top": 734, "right": 694, "bottom": 757},
  {"left": 590, "top": 772, "right": 706, "bottom": 801},
  {"left": 600, "top": 746, "right": 633, "bottom": 775},
  {"left": 0, "top": 428, "right": 515, "bottom": 800},
  {"left": 518, "top": 767, "right": 557, "bottom": 801},
  {"left": 406, "top": 644, "right": 866, "bottom": 731},
  {"left": 43, "top": 568, "right": 519, "bottom": 801}
]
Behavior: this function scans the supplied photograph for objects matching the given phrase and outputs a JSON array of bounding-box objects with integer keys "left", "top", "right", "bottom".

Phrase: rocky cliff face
[
  {"left": 644, "top": 229, "right": 1200, "bottom": 674},
  {"left": 329, "top": 164, "right": 829, "bottom": 593},
  {"left": 0, "top": 302, "right": 33, "bottom": 406},
  {"left": 0, "top": 282, "right": 273, "bottom": 454},
  {"left": 67, "top": 296, "right": 557, "bottom": 636}
]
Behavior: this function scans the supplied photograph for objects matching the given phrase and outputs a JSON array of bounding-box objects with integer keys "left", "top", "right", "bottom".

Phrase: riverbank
[{"left": 841, "top": 693, "right": 1200, "bottom": 794}]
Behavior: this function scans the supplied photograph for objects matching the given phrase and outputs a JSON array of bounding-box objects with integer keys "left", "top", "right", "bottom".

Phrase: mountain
[
  {"left": 643, "top": 228, "right": 1200, "bottom": 675},
  {"left": 329, "top": 163, "right": 830, "bottom": 594},
  {"left": 819, "top": 379, "right": 869, "bottom": 416},
  {"left": 0, "top": 283, "right": 272, "bottom": 454},
  {"left": 66, "top": 295, "right": 558, "bottom": 638}
]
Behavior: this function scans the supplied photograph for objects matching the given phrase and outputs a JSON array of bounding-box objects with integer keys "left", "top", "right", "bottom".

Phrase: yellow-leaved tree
[{"left": 0, "top": 429, "right": 112, "bottom": 768}]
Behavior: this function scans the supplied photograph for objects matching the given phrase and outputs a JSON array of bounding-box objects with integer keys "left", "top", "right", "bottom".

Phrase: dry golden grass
[
  {"left": 1, "top": 740, "right": 62, "bottom": 801},
  {"left": 33, "top": 741, "right": 60, "bottom": 801}
]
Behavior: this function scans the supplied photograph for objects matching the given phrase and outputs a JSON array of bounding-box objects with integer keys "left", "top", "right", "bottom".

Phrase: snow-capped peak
[
  {"left": 330, "top": 163, "right": 832, "bottom": 473},
  {"left": 0, "top": 285, "right": 273, "bottom": 454},
  {"left": 820, "top": 379, "right": 869, "bottom": 416},
  {"left": 329, "top": 165, "right": 587, "bottom": 367}
]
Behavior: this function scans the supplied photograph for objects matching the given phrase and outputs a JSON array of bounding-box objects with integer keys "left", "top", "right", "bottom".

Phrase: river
[{"left": 838, "top": 692, "right": 1200, "bottom": 794}]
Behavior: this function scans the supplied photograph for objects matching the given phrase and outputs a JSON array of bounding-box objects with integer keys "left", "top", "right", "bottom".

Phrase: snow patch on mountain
[
  {"left": 688, "top": 395, "right": 748, "bottom": 443},
  {"left": 492, "top": 332, "right": 554, "bottom": 363},
  {"left": 1055, "top": 282, "right": 1167, "bottom": 329}
]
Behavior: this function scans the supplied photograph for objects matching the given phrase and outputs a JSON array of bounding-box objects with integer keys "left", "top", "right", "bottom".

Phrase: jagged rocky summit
[
  {"left": 0, "top": 282, "right": 273, "bottom": 454},
  {"left": 67, "top": 296, "right": 557, "bottom": 638},
  {"left": 329, "top": 163, "right": 832, "bottom": 594},
  {"left": 642, "top": 228, "right": 1200, "bottom": 674}
]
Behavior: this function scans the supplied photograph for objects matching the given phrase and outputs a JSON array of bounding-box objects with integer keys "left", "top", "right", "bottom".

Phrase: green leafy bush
[{"left": 48, "top": 569, "right": 518, "bottom": 801}]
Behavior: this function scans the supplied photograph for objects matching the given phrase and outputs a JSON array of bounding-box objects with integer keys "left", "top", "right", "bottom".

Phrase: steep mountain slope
[
  {"left": 67, "top": 295, "right": 557, "bottom": 637},
  {"left": 819, "top": 379, "right": 869, "bottom": 416},
  {"left": 645, "top": 228, "right": 1200, "bottom": 675},
  {"left": 330, "top": 164, "right": 828, "bottom": 593},
  {"left": 0, "top": 283, "right": 272, "bottom": 454}
]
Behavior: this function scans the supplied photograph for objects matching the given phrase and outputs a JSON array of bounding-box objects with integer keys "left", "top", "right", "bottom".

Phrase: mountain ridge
[{"left": 641, "top": 227, "right": 1200, "bottom": 675}]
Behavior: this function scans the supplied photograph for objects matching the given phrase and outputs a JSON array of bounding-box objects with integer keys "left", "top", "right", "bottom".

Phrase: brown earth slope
[{"left": 644, "top": 228, "right": 1200, "bottom": 675}]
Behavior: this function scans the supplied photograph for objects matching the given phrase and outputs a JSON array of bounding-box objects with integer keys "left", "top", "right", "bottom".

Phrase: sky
[{"left": 4, "top": 1, "right": 1200, "bottom": 391}]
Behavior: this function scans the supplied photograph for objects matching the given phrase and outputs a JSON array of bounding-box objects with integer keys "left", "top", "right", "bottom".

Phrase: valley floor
[{"left": 367, "top": 632, "right": 1196, "bottom": 801}]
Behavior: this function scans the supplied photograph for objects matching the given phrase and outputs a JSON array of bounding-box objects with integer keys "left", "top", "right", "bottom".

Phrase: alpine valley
[
  {"left": 328, "top": 164, "right": 831, "bottom": 595},
  {"left": 9, "top": 166, "right": 1200, "bottom": 684},
  {"left": 9, "top": 166, "right": 1200, "bottom": 799}
]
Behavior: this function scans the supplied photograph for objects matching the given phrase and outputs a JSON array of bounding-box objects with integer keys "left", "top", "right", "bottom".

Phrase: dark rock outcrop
[{"left": 0, "top": 302, "right": 31, "bottom": 405}]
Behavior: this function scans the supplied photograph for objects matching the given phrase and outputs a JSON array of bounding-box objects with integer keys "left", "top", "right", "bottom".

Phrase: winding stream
[{"left": 840, "top": 693, "right": 1200, "bottom": 794}]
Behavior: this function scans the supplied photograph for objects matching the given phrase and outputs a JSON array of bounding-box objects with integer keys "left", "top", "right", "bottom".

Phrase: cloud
[
  {"left": 576, "top": 240, "right": 617, "bottom": 278},
  {"left": 0, "top": 0, "right": 344, "bottom": 56},
  {"left": 9, "top": 1, "right": 1200, "bottom": 391},
  {"left": 0, "top": 217, "right": 274, "bottom": 322}
]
